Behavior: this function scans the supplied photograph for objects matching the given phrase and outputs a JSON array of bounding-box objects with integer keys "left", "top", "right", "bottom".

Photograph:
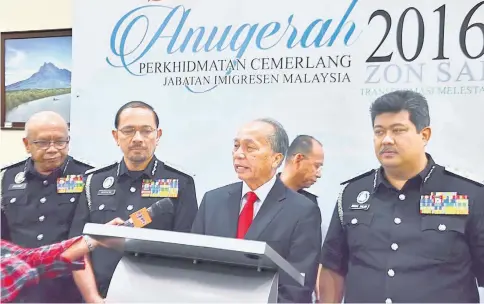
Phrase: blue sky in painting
[{"left": 4, "top": 36, "right": 71, "bottom": 85}]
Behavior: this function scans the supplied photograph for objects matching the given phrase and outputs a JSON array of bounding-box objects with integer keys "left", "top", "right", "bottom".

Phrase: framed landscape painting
[{"left": 1, "top": 29, "right": 72, "bottom": 130}]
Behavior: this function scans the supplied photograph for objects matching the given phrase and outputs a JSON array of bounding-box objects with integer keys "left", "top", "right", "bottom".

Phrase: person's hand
[
  {"left": 91, "top": 217, "right": 126, "bottom": 250},
  {"left": 86, "top": 293, "right": 104, "bottom": 303},
  {"left": 105, "top": 217, "right": 124, "bottom": 226}
]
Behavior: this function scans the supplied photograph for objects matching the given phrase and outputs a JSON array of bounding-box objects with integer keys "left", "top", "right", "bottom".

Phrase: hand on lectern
[
  {"left": 86, "top": 218, "right": 125, "bottom": 249},
  {"left": 107, "top": 217, "right": 125, "bottom": 226}
]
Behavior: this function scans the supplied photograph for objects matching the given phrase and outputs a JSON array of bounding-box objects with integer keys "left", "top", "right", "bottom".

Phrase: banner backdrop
[{"left": 71, "top": 0, "right": 484, "bottom": 235}]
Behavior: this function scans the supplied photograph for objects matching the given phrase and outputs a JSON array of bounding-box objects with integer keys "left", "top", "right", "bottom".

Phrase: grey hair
[
  {"left": 255, "top": 118, "right": 289, "bottom": 167},
  {"left": 24, "top": 111, "right": 68, "bottom": 138}
]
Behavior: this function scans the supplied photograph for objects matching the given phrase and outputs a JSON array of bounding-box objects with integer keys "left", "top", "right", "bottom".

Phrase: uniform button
[
  {"left": 99, "top": 204, "right": 105, "bottom": 210},
  {"left": 43, "top": 180, "right": 48, "bottom": 186},
  {"left": 39, "top": 215, "right": 45, "bottom": 222},
  {"left": 10, "top": 198, "right": 16, "bottom": 204},
  {"left": 438, "top": 224, "right": 446, "bottom": 231},
  {"left": 40, "top": 197, "right": 46, "bottom": 204},
  {"left": 385, "top": 298, "right": 392, "bottom": 304},
  {"left": 351, "top": 218, "right": 358, "bottom": 225},
  {"left": 130, "top": 187, "right": 136, "bottom": 193},
  {"left": 37, "top": 234, "right": 44, "bottom": 240},
  {"left": 387, "top": 269, "right": 395, "bottom": 277},
  {"left": 70, "top": 197, "right": 76, "bottom": 203},
  {"left": 391, "top": 243, "right": 398, "bottom": 251},
  {"left": 127, "top": 205, "right": 134, "bottom": 211},
  {"left": 398, "top": 194, "right": 405, "bottom": 200},
  {"left": 394, "top": 218, "right": 401, "bottom": 225}
]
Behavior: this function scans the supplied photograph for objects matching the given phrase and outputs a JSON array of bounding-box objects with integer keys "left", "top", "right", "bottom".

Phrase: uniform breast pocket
[
  {"left": 343, "top": 212, "right": 374, "bottom": 250},
  {"left": 56, "top": 197, "right": 78, "bottom": 223},
  {"left": 90, "top": 202, "right": 118, "bottom": 224},
  {"left": 2, "top": 194, "right": 30, "bottom": 224},
  {"left": 420, "top": 215, "right": 467, "bottom": 261}
]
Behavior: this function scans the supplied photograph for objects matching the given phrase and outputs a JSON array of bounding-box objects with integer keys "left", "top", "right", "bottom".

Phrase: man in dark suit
[
  {"left": 191, "top": 118, "right": 322, "bottom": 303},
  {"left": 279, "top": 135, "right": 324, "bottom": 205}
]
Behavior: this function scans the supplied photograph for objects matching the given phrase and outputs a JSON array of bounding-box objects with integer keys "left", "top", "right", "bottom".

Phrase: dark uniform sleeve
[
  {"left": 68, "top": 187, "right": 91, "bottom": 238},
  {"left": 320, "top": 202, "right": 349, "bottom": 276},
  {"left": 191, "top": 192, "right": 207, "bottom": 234},
  {"left": 469, "top": 187, "right": 484, "bottom": 286},
  {"left": 173, "top": 176, "right": 198, "bottom": 233}
]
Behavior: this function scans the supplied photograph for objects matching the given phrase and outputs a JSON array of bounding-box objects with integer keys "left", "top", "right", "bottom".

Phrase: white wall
[{"left": 0, "top": 0, "right": 72, "bottom": 166}]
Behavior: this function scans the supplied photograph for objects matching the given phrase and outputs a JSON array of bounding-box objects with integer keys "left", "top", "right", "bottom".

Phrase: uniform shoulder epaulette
[
  {"left": 163, "top": 161, "right": 196, "bottom": 177},
  {"left": 71, "top": 156, "right": 95, "bottom": 168},
  {"left": 443, "top": 166, "right": 484, "bottom": 187},
  {"left": 84, "top": 162, "right": 118, "bottom": 175},
  {"left": 340, "top": 169, "right": 376, "bottom": 185},
  {"left": 0, "top": 158, "right": 27, "bottom": 171}
]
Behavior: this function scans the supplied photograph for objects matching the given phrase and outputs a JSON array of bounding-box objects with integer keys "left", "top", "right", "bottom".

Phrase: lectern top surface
[{"left": 83, "top": 223, "right": 304, "bottom": 286}]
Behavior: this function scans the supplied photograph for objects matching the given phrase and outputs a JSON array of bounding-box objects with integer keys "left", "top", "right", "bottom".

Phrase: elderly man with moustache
[
  {"left": 0, "top": 111, "right": 93, "bottom": 303},
  {"left": 191, "top": 118, "right": 322, "bottom": 303}
]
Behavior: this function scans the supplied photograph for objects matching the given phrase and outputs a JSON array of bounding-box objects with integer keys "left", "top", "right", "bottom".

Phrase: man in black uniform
[
  {"left": 279, "top": 134, "right": 325, "bottom": 300},
  {"left": 69, "top": 101, "right": 198, "bottom": 302},
  {"left": 0, "top": 111, "right": 93, "bottom": 303},
  {"left": 279, "top": 135, "right": 324, "bottom": 204},
  {"left": 318, "top": 90, "right": 484, "bottom": 303}
]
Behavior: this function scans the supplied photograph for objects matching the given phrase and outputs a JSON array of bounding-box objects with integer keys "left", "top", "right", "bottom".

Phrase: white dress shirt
[{"left": 240, "top": 173, "right": 278, "bottom": 219}]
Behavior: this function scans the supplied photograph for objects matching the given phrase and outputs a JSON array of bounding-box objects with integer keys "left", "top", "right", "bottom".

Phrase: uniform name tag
[
  {"left": 98, "top": 189, "right": 116, "bottom": 196},
  {"left": 350, "top": 203, "right": 370, "bottom": 211},
  {"left": 420, "top": 192, "right": 469, "bottom": 215},
  {"left": 57, "top": 175, "right": 85, "bottom": 193},
  {"left": 8, "top": 183, "right": 26, "bottom": 190},
  {"left": 141, "top": 179, "right": 179, "bottom": 198}
]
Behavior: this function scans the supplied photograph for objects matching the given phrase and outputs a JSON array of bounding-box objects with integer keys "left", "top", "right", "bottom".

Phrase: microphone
[{"left": 123, "top": 198, "right": 175, "bottom": 229}]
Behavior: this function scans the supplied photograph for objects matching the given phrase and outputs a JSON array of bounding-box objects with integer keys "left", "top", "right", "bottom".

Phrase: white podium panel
[{"left": 83, "top": 223, "right": 304, "bottom": 302}]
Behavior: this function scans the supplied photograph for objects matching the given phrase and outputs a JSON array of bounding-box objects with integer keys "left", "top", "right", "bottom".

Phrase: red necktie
[{"left": 236, "top": 191, "right": 258, "bottom": 239}]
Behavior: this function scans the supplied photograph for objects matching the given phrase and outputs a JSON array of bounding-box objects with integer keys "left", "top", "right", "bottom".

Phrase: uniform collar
[
  {"left": 242, "top": 173, "right": 278, "bottom": 204},
  {"left": 25, "top": 156, "right": 70, "bottom": 179},
  {"left": 118, "top": 156, "right": 159, "bottom": 179},
  {"left": 374, "top": 153, "right": 435, "bottom": 192}
]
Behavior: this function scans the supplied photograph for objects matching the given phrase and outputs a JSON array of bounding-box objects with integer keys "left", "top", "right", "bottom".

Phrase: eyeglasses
[
  {"left": 31, "top": 138, "right": 70, "bottom": 150},
  {"left": 118, "top": 127, "right": 157, "bottom": 137}
]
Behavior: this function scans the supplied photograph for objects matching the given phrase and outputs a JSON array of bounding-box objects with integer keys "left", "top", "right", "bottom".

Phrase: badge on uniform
[
  {"left": 9, "top": 172, "right": 27, "bottom": 190},
  {"left": 350, "top": 190, "right": 371, "bottom": 210},
  {"left": 420, "top": 192, "right": 469, "bottom": 215},
  {"left": 14, "top": 172, "right": 25, "bottom": 184},
  {"left": 57, "top": 175, "right": 85, "bottom": 193},
  {"left": 141, "top": 179, "right": 179, "bottom": 198},
  {"left": 97, "top": 176, "right": 116, "bottom": 195}
]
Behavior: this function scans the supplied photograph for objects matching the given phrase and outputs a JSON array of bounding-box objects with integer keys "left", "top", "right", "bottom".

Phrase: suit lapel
[
  {"left": 220, "top": 182, "right": 243, "bottom": 238},
  {"left": 245, "top": 178, "right": 286, "bottom": 240}
]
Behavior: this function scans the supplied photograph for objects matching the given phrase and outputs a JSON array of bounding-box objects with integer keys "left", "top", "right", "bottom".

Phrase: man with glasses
[
  {"left": 279, "top": 135, "right": 324, "bottom": 205},
  {"left": 0, "top": 111, "right": 93, "bottom": 303},
  {"left": 68, "top": 101, "right": 198, "bottom": 302}
]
